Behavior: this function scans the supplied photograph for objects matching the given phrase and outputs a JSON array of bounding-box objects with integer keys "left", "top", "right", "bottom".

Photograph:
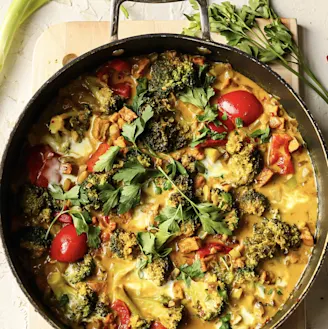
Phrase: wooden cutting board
[{"left": 29, "top": 20, "right": 304, "bottom": 329}]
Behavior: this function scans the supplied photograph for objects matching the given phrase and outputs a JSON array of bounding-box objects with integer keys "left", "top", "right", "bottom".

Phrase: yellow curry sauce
[{"left": 15, "top": 51, "right": 316, "bottom": 329}]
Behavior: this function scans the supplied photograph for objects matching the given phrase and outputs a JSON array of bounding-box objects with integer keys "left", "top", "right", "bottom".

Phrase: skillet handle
[{"left": 109, "top": 0, "right": 210, "bottom": 41}]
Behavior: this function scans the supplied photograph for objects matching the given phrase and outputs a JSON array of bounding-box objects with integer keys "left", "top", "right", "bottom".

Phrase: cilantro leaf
[
  {"left": 93, "top": 146, "right": 120, "bottom": 172},
  {"left": 118, "top": 184, "right": 141, "bottom": 214},
  {"left": 99, "top": 186, "right": 121, "bottom": 215},
  {"left": 177, "top": 259, "right": 204, "bottom": 287},
  {"left": 113, "top": 160, "right": 146, "bottom": 184},
  {"left": 122, "top": 105, "right": 154, "bottom": 145}
]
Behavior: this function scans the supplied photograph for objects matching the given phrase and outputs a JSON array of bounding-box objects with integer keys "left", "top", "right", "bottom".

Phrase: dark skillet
[{"left": 0, "top": 0, "right": 327, "bottom": 328}]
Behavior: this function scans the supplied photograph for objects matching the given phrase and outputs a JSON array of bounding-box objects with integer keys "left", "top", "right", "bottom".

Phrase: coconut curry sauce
[{"left": 14, "top": 51, "right": 317, "bottom": 329}]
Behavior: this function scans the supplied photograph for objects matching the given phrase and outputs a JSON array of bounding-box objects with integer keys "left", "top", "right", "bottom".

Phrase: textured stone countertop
[{"left": 0, "top": 0, "right": 327, "bottom": 328}]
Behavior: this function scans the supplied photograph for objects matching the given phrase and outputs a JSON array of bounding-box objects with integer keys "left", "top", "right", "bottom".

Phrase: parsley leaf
[
  {"left": 113, "top": 160, "right": 146, "bottom": 184},
  {"left": 190, "top": 126, "right": 227, "bottom": 147},
  {"left": 221, "top": 111, "right": 228, "bottom": 121},
  {"left": 99, "top": 186, "right": 121, "bottom": 215},
  {"left": 179, "top": 86, "right": 215, "bottom": 110},
  {"left": 122, "top": 105, "right": 154, "bottom": 146},
  {"left": 198, "top": 203, "right": 232, "bottom": 235},
  {"left": 250, "top": 126, "right": 271, "bottom": 143},
  {"left": 118, "top": 184, "right": 141, "bottom": 214},
  {"left": 93, "top": 146, "right": 120, "bottom": 172},
  {"left": 71, "top": 212, "right": 89, "bottom": 236},
  {"left": 87, "top": 226, "right": 101, "bottom": 248},
  {"left": 132, "top": 77, "right": 148, "bottom": 112},
  {"left": 177, "top": 259, "right": 204, "bottom": 287},
  {"left": 49, "top": 184, "right": 80, "bottom": 201},
  {"left": 197, "top": 106, "right": 218, "bottom": 123},
  {"left": 137, "top": 231, "right": 172, "bottom": 259}
]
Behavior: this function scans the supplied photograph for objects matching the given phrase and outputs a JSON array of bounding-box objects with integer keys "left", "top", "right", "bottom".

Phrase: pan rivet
[{"left": 62, "top": 53, "right": 78, "bottom": 66}]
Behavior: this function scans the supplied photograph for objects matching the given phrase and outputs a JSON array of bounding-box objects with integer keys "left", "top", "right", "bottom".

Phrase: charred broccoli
[
  {"left": 169, "top": 175, "right": 194, "bottom": 207},
  {"left": 110, "top": 229, "right": 140, "bottom": 260},
  {"left": 148, "top": 51, "right": 195, "bottom": 96},
  {"left": 126, "top": 149, "right": 153, "bottom": 168},
  {"left": 19, "top": 226, "right": 52, "bottom": 258},
  {"left": 245, "top": 217, "right": 301, "bottom": 268},
  {"left": 227, "top": 145, "right": 263, "bottom": 186},
  {"left": 86, "top": 301, "right": 111, "bottom": 323},
  {"left": 84, "top": 76, "right": 123, "bottom": 113},
  {"left": 238, "top": 189, "right": 268, "bottom": 216},
  {"left": 47, "top": 271, "right": 97, "bottom": 323},
  {"left": 143, "top": 116, "right": 189, "bottom": 153},
  {"left": 139, "top": 257, "right": 170, "bottom": 286},
  {"left": 65, "top": 107, "right": 91, "bottom": 142},
  {"left": 20, "top": 184, "right": 53, "bottom": 223},
  {"left": 186, "top": 275, "right": 227, "bottom": 321},
  {"left": 64, "top": 254, "right": 95, "bottom": 284}
]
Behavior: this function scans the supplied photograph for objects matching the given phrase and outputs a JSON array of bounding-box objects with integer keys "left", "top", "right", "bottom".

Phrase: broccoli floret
[
  {"left": 185, "top": 275, "right": 227, "bottom": 321},
  {"left": 84, "top": 76, "right": 123, "bottom": 113},
  {"left": 210, "top": 189, "right": 233, "bottom": 212},
  {"left": 238, "top": 189, "right": 268, "bottom": 216},
  {"left": 233, "top": 267, "right": 258, "bottom": 285},
  {"left": 223, "top": 208, "right": 239, "bottom": 232},
  {"left": 65, "top": 107, "right": 91, "bottom": 142},
  {"left": 130, "top": 315, "right": 151, "bottom": 329},
  {"left": 110, "top": 229, "right": 140, "bottom": 260},
  {"left": 19, "top": 226, "right": 52, "bottom": 258},
  {"left": 169, "top": 175, "right": 194, "bottom": 207},
  {"left": 126, "top": 149, "right": 153, "bottom": 168},
  {"left": 86, "top": 301, "right": 111, "bottom": 323},
  {"left": 148, "top": 51, "right": 195, "bottom": 96},
  {"left": 20, "top": 184, "right": 53, "bottom": 222},
  {"left": 245, "top": 217, "right": 301, "bottom": 268},
  {"left": 227, "top": 145, "right": 263, "bottom": 186},
  {"left": 226, "top": 130, "right": 248, "bottom": 155},
  {"left": 64, "top": 254, "right": 95, "bottom": 284},
  {"left": 47, "top": 272, "right": 97, "bottom": 323},
  {"left": 143, "top": 116, "right": 189, "bottom": 153},
  {"left": 139, "top": 257, "right": 170, "bottom": 286},
  {"left": 139, "top": 94, "right": 172, "bottom": 116}
]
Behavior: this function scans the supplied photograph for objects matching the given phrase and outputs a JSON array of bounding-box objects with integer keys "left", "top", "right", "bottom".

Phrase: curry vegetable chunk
[{"left": 14, "top": 51, "right": 317, "bottom": 329}]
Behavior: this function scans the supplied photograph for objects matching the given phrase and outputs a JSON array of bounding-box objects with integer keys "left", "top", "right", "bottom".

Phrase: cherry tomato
[
  {"left": 150, "top": 322, "right": 167, "bottom": 329},
  {"left": 97, "top": 59, "right": 131, "bottom": 83},
  {"left": 112, "top": 300, "right": 131, "bottom": 329},
  {"left": 217, "top": 90, "right": 263, "bottom": 127},
  {"left": 196, "top": 139, "right": 227, "bottom": 149},
  {"left": 208, "top": 111, "right": 235, "bottom": 134},
  {"left": 197, "top": 242, "right": 232, "bottom": 258},
  {"left": 269, "top": 134, "right": 294, "bottom": 175},
  {"left": 87, "top": 143, "right": 110, "bottom": 172},
  {"left": 111, "top": 82, "right": 132, "bottom": 99},
  {"left": 27, "top": 145, "right": 61, "bottom": 188},
  {"left": 54, "top": 212, "right": 73, "bottom": 224},
  {"left": 50, "top": 225, "right": 87, "bottom": 262}
]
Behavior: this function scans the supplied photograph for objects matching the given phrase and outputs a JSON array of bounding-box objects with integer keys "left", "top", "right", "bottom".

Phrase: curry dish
[{"left": 14, "top": 51, "right": 317, "bottom": 329}]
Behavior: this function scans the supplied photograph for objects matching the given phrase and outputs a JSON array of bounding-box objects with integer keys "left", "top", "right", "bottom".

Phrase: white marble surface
[{"left": 0, "top": 0, "right": 327, "bottom": 328}]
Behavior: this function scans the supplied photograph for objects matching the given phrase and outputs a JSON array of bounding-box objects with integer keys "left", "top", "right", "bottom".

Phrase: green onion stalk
[{"left": 0, "top": 0, "right": 50, "bottom": 72}]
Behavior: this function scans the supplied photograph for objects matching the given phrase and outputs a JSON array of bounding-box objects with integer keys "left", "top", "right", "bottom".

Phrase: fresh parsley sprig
[
  {"left": 93, "top": 146, "right": 120, "bottom": 172},
  {"left": 157, "top": 166, "right": 231, "bottom": 235},
  {"left": 177, "top": 259, "right": 204, "bottom": 287},
  {"left": 190, "top": 126, "right": 227, "bottom": 147},
  {"left": 183, "top": 0, "right": 328, "bottom": 104}
]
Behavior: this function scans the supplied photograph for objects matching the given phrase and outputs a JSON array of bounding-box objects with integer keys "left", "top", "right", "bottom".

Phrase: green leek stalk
[{"left": 0, "top": 0, "right": 49, "bottom": 72}]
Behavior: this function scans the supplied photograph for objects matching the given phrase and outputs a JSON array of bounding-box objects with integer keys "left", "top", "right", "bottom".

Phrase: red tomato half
[
  {"left": 111, "top": 82, "right": 132, "bottom": 99},
  {"left": 87, "top": 143, "right": 110, "bottom": 172},
  {"left": 197, "top": 242, "right": 232, "bottom": 258},
  {"left": 269, "top": 134, "right": 294, "bottom": 175},
  {"left": 50, "top": 225, "right": 87, "bottom": 262},
  {"left": 217, "top": 90, "right": 263, "bottom": 127},
  {"left": 112, "top": 300, "right": 131, "bottom": 329},
  {"left": 27, "top": 145, "right": 61, "bottom": 188},
  {"left": 151, "top": 322, "right": 167, "bottom": 329}
]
